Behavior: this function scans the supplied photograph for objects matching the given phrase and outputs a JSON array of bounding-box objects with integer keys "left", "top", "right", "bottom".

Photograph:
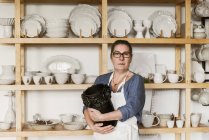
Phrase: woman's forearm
[
  {"left": 84, "top": 109, "right": 95, "bottom": 129},
  {"left": 101, "top": 110, "right": 123, "bottom": 121}
]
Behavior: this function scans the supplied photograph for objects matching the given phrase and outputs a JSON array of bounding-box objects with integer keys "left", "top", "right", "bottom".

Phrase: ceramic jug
[
  {"left": 81, "top": 84, "right": 117, "bottom": 127},
  {"left": 199, "top": 89, "right": 209, "bottom": 106},
  {"left": 0, "top": 65, "right": 15, "bottom": 80},
  {"left": 4, "top": 91, "right": 16, "bottom": 126}
]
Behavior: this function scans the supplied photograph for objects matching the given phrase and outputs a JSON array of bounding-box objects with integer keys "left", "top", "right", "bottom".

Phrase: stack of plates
[
  {"left": 69, "top": 4, "right": 101, "bottom": 38},
  {"left": 149, "top": 10, "right": 177, "bottom": 38},
  {"left": 0, "top": 18, "right": 15, "bottom": 26},
  {"left": 45, "top": 18, "right": 69, "bottom": 38},
  {"left": 21, "top": 14, "right": 46, "bottom": 38},
  {"left": 108, "top": 8, "right": 133, "bottom": 37}
]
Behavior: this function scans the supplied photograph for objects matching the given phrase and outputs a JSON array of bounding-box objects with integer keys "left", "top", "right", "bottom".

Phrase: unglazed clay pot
[{"left": 81, "top": 84, "right": 117, "bottom": 127}]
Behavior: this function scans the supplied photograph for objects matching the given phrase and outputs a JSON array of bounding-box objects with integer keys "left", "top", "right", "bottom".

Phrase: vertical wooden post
[
  {"left": 99, "top": 0, "right": 108, "bottom": 74},
  {"left": 175, "top": 3, "right": 182, "bottom": 140},
  {"left": 15, "top": 0, "right": 26, "bottom": 139}
]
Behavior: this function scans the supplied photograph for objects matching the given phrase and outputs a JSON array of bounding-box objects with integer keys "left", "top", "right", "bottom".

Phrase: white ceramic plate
[
  {"left": 71, "top": 15, "right": 97, "bottom": 37},
  {"left": 42, "top": 55, "right": 80, "bottom": 73},
  {"left": 21, "top": 19, "right": 42, "bottom": 37},
  {"left": 149, "top": 10, "right": 176, "bottom": 38}
]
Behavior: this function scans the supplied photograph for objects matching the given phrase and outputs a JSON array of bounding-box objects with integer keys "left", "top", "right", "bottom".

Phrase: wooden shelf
[
  {"left": 21, "top": 128, "right": 93, "bottom": 137},
  {"left": 145, "top": 83, "right": 188, "bottom": 89},
  {"left": 0, "top": 84, "right": 92, "bottom": 90},
  {"left": 189, "top": 124, "right": 209, "bottom": 133},
  {"left": 0, "top": 0, "right": 185, "bottom": 4},
  {"left": 139, "top": 126, "right": 186, "bottom": 134},
  {"left": 0, "top": 128, "right": 17, "bottom": 137},
  {"left": 1, "top": 83, "right": 209, "bottom": 90},
  {"left": 1, "top": 38, "right": 209, "bottom": 45}
]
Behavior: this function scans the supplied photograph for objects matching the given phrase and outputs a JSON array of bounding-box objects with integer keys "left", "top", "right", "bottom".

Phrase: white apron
[{"left": 93, "top": 72, "right": 140, "bottom": 140}]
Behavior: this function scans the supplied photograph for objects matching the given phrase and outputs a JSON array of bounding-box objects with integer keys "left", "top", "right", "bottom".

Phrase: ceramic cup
[
  {"left": 176, "top": 120, "right": 184, "bottom": 128},
  {"left": 193, "top": 72, "right": 205, "bottom": 83},
  {"left": 168, "top": 73, "right": 183, "bottom": 83},
  {"left": 153, "top": 73, "right": 167, "bottom": 84},
  {"left": 22, "top": 75, "right": 32, "bottom": 85},
  {"left": 141, "top": 113, "right": 160, "bottom": 128},
  {"left": 44, "top": 76, "right": 54, "bottom": 85},
  {"left": 191, "top": 113, "right": 201, "bottom": 127},
  {"left": 33, "top": 75, "right": 43, "bottom": 85},
  {"left": 167, "top": 120, "right": 174, "bottom": 128},
  {"left": 4, "top": 26, "right": 13, "bottom": 38}
]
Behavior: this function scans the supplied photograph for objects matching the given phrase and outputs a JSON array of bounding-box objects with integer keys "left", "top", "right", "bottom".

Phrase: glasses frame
[{"left": 112, "top": 51, "right": 132, "bottom": 58}]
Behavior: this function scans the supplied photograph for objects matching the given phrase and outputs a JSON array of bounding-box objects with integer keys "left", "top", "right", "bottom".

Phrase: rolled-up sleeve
[{"left": 118, "top": 76, "right": 145, "bottom": 122}]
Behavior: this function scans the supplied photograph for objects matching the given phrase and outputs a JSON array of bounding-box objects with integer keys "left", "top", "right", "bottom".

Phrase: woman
[{"left": 84, "top": 40, "right": 145, "bottom": 140}]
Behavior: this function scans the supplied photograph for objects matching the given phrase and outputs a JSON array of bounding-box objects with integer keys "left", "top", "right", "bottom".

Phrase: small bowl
[
  {"left": 54, "top": 73, "right": 69, "bottom": 84},
  {"left": 63, "top": 122, "right": 87, "bottom": 130},
  {"left": 71, "top": 74, "right": 86, "bottom": 84},
  {"left": 84, "top": 75, "right": 97, "bottom": 84},
  {"left": 73, "top": 114, "right": 86, "bottom": 123},
  {"left": 0, "top": 122, "right": 11, "bottom": 130},
  {"left": 59, "top": 114, "right": 74, "bottom": 123}
]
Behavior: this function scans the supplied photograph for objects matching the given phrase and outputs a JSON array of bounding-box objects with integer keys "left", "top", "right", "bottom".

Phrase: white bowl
[
  {"left": 72, "top": 114, "right": 86, "bottom": 123},
  {"left": 59, "top": 114, "right": 74, "bottom": 123},
  {"left": 63, "top": 122, "right": 87, "bottom": 130},
  {"left": 0, "top": 122, "right": 11, "bottom": 130},
  {"left": 71, "top": 74, "right": 86, "bottom": 84},
  {"left": 84, "top": 75, "right": 97, "bottom": 84},
  {"left": 54, "top": 73, "right": 69, "bottom": 84}
]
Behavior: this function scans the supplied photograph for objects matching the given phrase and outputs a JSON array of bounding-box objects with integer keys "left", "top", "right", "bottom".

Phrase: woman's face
[{"left": 111, "top": 44, "right": 132, "bottom": 71}]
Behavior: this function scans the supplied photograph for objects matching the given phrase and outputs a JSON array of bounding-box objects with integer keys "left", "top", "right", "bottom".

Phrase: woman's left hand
[{"left": 88, "top": 108, "right": 103, "bottom": 122}]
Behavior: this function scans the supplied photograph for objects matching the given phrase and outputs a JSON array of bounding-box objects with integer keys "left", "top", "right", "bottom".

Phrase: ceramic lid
[{"left": 194, "top": 25, "right": 206, "bottom": 33}]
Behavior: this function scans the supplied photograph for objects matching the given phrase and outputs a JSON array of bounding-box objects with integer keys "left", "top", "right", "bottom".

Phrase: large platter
[{"left": 42, "top": 55, "right": 80, "bottom": 73}]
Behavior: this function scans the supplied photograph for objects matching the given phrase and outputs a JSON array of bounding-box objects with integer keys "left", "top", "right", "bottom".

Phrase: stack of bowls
[{"left": 0, "top": 18, "right": 15, "bottom": 38}]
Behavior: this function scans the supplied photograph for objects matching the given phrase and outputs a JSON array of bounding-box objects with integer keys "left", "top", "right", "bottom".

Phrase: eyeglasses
[{"left": 112, "top": 51, "right": 132, "bottom": 58}]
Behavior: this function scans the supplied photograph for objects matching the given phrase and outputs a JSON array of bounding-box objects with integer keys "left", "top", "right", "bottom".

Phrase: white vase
[
  {"left": 0, "top": 65, "right": 15, "bottom": 80},
  {"left": 4, "top": 91, "right": 15, "bottom": 127}
]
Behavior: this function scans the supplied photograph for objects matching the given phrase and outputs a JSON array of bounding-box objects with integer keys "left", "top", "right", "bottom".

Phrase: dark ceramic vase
[{"left": 81, "top": 84, "right": 117, "bottom": 127}]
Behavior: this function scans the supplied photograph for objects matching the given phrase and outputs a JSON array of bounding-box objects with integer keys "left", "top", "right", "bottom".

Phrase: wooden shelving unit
[{"left": 0, "top": 0, "right": 207, "bottom": 140}]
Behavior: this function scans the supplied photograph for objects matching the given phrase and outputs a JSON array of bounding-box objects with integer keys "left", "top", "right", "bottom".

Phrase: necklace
[{"left": 112, "top": 71, "right": 129, "bottom": 86}]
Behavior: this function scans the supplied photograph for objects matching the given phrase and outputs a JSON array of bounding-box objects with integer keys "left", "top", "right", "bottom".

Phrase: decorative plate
[{"left": 42, "top": 55, "right": 80, "bottom": 73}]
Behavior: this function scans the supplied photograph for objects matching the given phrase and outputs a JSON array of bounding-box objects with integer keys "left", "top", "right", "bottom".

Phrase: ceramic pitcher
[{"left": 0, "top": 65, "right": 15, "bottom": 80}]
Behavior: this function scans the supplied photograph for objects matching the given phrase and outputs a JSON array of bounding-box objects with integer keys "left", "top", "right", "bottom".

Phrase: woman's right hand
[{"left": 91, "top": 123, "right": 114, "bottom": 134}]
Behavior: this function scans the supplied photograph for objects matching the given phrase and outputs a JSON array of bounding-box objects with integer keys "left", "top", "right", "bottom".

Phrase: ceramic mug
[
  {"left": 22, "top": 75, "right": 32, "bottom": 85},
  {"left": 168, "top": 73, "right": 183, "bottom": 83},
  {"left": 193, "top": 72, "right": 205, "bottom": 83},
  {"left": 191, "top": 113, "right": 201, "bottom": 127},
  {"left": 33, "top": 76, "right": 43, "bottom": 85},
  {"left": 153, "top": 73, "right": 167, "bottom": 84},
  {"left": 142, "top": 113, "right": 160, "bottom": 128},
  {"left": 167, "top": 120, "right": 174, "bottom": 128},
  {"left": 44, "top": 76, "right": 54, "bottom": 85},
  {"left": 176, "top": 120, "right": 184, "bottom": 128}
]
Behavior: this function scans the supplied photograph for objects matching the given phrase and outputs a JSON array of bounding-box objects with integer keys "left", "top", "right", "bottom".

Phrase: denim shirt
[{"left": 94, "top": 72, "right": 145, "bottom": 123}]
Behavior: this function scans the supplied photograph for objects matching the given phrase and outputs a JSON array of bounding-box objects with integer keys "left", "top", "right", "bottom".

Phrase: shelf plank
[
  {"left": 1, "top": 83, "right": 209, "bottom": 90},
  {"left": 1, "top": 38, "right": 209, "bottom": 45},
  {"left": 139, "top": 126, "right": 186, "bottom": 134},
  {"left": 0, "top": 128, "right": 17, "bottom": 137},
  {"left": 145, "top": 83, "right": 188, "bottom": 89},
  {"left": 21, "top": 129, "right": 93, "bottom": 136},
  {"left": 20, "top": 84, "right": 92, "bottom": 90},
  {"left": 105, "top": 38, "right": 186, "bottom": 44},
  {"left": 0, "top": 0, "right": 186, "bottom": 4},
  {"left": 190, "top": 83, "right": 209, "bottom": 88},
  {"left": 189, "top": 124, "right": 209, "bottom": 132},
  {"left": 19, "top": 38, "right": 103, "bottom": 44}
]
